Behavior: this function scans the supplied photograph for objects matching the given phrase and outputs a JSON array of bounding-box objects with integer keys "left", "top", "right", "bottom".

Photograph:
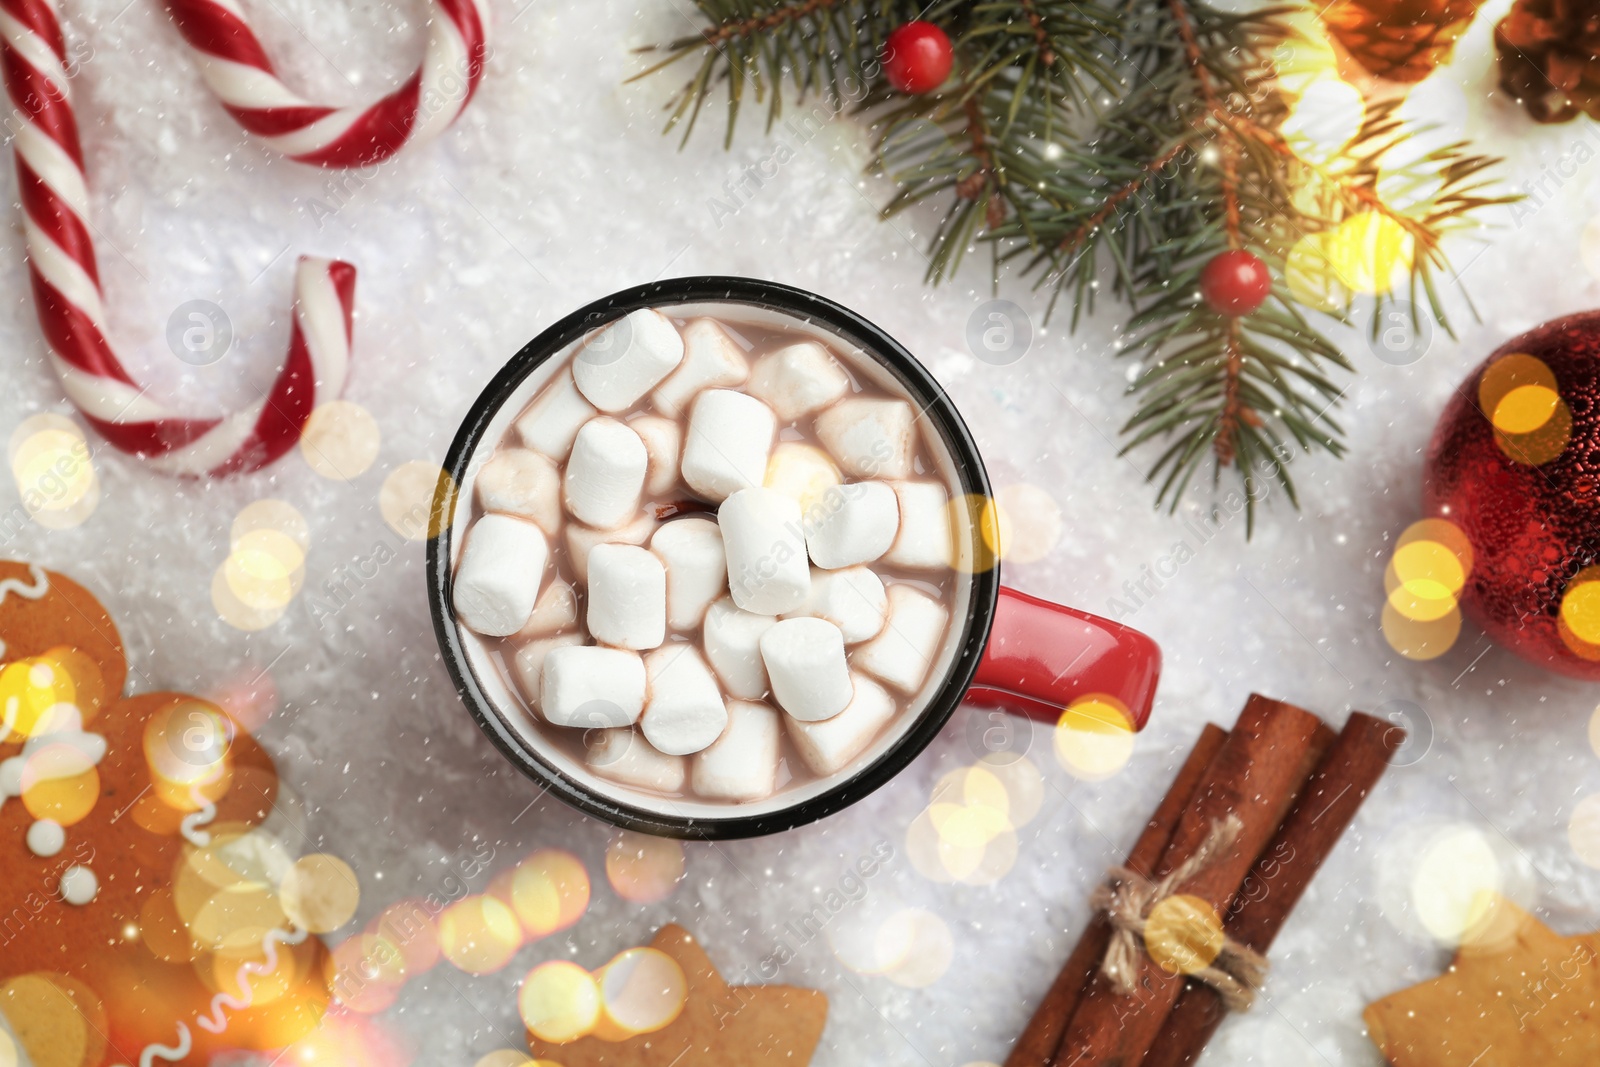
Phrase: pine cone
[
  {"left": 1497, "top": 0, "right": 1600, "bottom": 122},
  {"left": 1322, "top": 0, "right": 1483, "bottom": 83}
]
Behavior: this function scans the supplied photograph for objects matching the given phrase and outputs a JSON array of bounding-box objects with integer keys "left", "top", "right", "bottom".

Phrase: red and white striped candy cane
[
  {"left": 1, "top": 0, "right": 356, "bottom": 477},
  {"left": 164, "top": 0, "right": 491, "bottom": 167}
]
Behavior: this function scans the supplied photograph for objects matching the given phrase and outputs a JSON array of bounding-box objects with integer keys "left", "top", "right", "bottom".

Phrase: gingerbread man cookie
[{"left": 0, "top": 561, "right": 333, "bottom": 1065}]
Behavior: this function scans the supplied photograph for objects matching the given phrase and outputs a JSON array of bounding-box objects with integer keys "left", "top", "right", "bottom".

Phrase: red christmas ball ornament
[
  {"left": 883, "top": 21, "right": 954, "bottom": 95},
  {"left": 1421, "top": 311, "right": 1600, "bottom": 679},
  {"left": 1199, "top": 250, "right": 1273, "bottom": 316}
]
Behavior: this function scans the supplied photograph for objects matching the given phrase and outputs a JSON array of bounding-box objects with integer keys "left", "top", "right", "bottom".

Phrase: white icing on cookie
[
  {"left": 26, "top": 818, "right": 64, "bottom": 857},
  {"left": 0, "top": 565, "right": 50, "bottom": 606},
  {"left": 59, "top": 864, "right": 97, "bottom": 905}
]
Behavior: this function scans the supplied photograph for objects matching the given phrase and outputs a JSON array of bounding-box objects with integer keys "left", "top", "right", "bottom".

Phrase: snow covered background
[{"left": 1, "top": 0, "right": 1597, "bottom": 1063}]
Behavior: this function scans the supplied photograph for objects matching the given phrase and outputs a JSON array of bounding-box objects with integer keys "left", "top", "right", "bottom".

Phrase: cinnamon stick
[
  {"left": 1004, "top": 724, "right": 1230, "bottom": 1067},
  {"left": 1050, "top": 694, "right": 1331, "bottom": 1067},
  {"left": 1141, "top": 711, "right": 1404, "bottom": 1067}
]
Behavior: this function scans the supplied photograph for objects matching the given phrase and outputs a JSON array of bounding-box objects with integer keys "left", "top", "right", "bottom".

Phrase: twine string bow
[{"left": 1090, "top": 814, "right": 1270, "bottom": 1012}]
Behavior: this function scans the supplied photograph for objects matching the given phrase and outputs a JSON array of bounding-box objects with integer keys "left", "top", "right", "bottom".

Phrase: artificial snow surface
[{"left": 0, "top": 0, "right": 1596, "bottom": 1064}]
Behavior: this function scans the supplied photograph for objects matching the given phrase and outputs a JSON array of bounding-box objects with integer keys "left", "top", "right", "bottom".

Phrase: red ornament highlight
[
  {"left": 883, "top": 22, "right": 954, "bottom": 95},
  {"left": 1200, "top": 250, "right": 1273, "bottom": 316}
]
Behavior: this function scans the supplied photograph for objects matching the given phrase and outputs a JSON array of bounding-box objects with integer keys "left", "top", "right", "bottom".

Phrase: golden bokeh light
[
  {"left": 1569, "top": 793, "right": 1600, "bottom": 869},
  {"left": 1558, "top": 569, "right": 1600, "bottom": 658},
  {"left": 189, "top": 884, "right": 287, "bottom": 954},
  {"left": 438, "top": 895, "right": 524, "bottom": 975},
  {"left": 1410, "top": 824, "right": 1510, "bottom": 946},
  {"left": 0, "top": 973, "right": 98, "bottom": 1067},
  {"left": 519, "top": 960, "right": 602, "bottom": 1045},
  {"left": 1282, "top": 77, "right": 1364, "bottom": 165},
  {"left": 1270, "top": 11, "right": 1339, "bottom": 99},
  {"left": 142, "top": 699, "right": 235, "bottom": 808},
  {"left": 1054, "top": 695, "right": 1136, "bottom": 780},
  {"left": 300, "top": 400, "right": 381, "bottom": 480},
  {"left": 594, "top": 947, "right": 688, "bottom": 1039},
  {"left": 8, "top": 413, "right": 98, "bottom": 530},
  {"left": 381, "top": 461, "right": 451, "bottom": 541},
  {"left": 1478, "top": 353, "right": 1572, "bottom": 466},
  {"left": 766, "top": 443, "right": 842, "bottom": 516},
  {"left": 212, "top": 563, "right": 288, "bottom": 631},
  {"left": 19, "top": 743, "right": 99, "bottom": 826},
  {"left": 0, "top": 655, "right": 77, "bottom": 739},
  {"left": 1381, "top": 600, "right": 1462, "bottom": 661},
  {"left": 990, "top": 484, "right": 1064, "bottom": 564},
  {"left": 1382, "top": 518, "right": 1471, "bottom": 659},
  {"left": 279, "top": 854, "right": 360, "bottom": 934},
  {"left": 1144, "top": 894, "right": 1226, "bottom": 976},
  {"left": 233, "top": 499, "right": 310, "bottom": 552},
  {"left": 1326, "top": 211, "right": 1413, "bottom": 296},
  {"left": 877, "top": 908, "right": 955, "bottom": 988},
  {"left": 224, "top": 528, "right": 305, "bottom": 611},
  {"left": 606, "top": 832, "right": 686, "bottom": 904},
  {"left": 978, "top": 752, "right": 1045, "bottom": 827},
  {"left": 475, "top": 1053, "right": 540, "bottom": 1067},
  {"left": 217, "top": 500, "right": 310, "bottom": 631},
  {"left": 951, "top": 494, "right": 1001, "bottom": 575},
  {"left": 495, "top": 850, "right": 592, "bottom": 940}
]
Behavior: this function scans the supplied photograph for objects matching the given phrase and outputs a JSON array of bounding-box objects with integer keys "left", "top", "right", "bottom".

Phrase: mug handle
[{"left": 967, "top": 586, "right": 1161, "bottom": 731}]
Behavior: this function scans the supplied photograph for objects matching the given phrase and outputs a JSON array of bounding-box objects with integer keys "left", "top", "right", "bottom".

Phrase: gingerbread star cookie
[
  {"left": 525, "top": 924, "right": 829, "bottom": 1066},
  {"left": 0, "top": 561, "right": 331, "bottom": 1064},
  {"left": 1365, "top": 896, "right": 1600, "bottom": 1066}
]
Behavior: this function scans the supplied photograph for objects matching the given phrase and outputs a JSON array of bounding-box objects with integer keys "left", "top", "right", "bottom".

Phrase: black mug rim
[{"left": 426, "top": 277, "right": 1001, "bottom": 839}]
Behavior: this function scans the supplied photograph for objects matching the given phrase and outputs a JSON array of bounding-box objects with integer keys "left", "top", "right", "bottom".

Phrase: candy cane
[
  {"left": 164, "top": 0, "right": 491, "bottom": 167},
  {"left": 1, "top": 0, "right": 357, "bottom": 476}
]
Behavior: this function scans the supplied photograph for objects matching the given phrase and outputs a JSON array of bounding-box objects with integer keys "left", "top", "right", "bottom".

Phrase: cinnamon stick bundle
[
  {"left": 1003, "top": 724, "right": 1230, "bottom": 1067},
  {"left": 1048, "top": 694, "right": 1331, "bottom": 1067},
  {"left": 1140, "top": 711, "right": 1405, "bottom": 1067}
]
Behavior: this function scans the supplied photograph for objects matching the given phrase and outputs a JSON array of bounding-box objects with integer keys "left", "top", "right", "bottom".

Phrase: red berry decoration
[
  {"left": 883, "top": 21, "right": 954, "bottom": 95},
  {"left": 1199, "top": 249, "right": 1273, "bottom": 316},
  {"left": 1422, "top": 312, "right": 1600, "bottom": 679}
]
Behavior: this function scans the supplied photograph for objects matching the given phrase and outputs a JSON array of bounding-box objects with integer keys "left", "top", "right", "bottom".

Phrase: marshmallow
[
  {"left": 693, "top": 700, "right": 781, "bottom": 801},
  {"left": 572, "top": 308, "right": 685, "bottom": 412},
  {"left": 588, "top": 729, "right": 687, "bottom": 794},
  {"left": 515, "top": 369, "right": 597, "bottom": 462},
  {"left": 805, "top": 481, "right": 899, "bottom": 569},
  {"left": 719, "top": 487, "right": 810, "bottom": 615},
  {"left": 760, "top": 617, "right": 853, "bottom": 721},
  {"left": 815, "top": 397, "right": 915, "bottom": 478},
  {"left": 564, "top": 418, "right": 648, "bottom": 530},
  {"left": 587, "top": 544, "right": 667, "bottom": 650},
  {"left": 541, "top": 646, "right": 646, "bottom": 728},
  {"left": 701, "top": 597, "right": 777, "bottom": 699},
  {"left": 513, "top": 633, "right": 584, "bottom": 712},
  {"left": 746, "top": 341, "right": 850, "bottom": 422},
  {"left": 453, "top": 514, "right": 549, "bottom": 637},
  {"left": 885, "top": 481, "right": 953, "bottom": 569},
  {"left": 653, "top": 318, "right": 750, "bottom": 418},
  {"left": 651, "top": 518, "right": 727, "bottom": 631},
  {"left": 565, "top": 514, "right": 656, "bottom": 583},
  {"left": 786, "top": 674, "right": 897, "bottom": 776},
  {"left": 517, "top": 579, "right": 579, "bottom": 639},
  {"left": 854, "top": 584, "right": 949, "bottom": 694},
  {"left": 476, "top": 448, "right": 562, "bottom": 535},
  {"left": 764, "top": 442, "right": 841, "bottom": 513},
  {"left": 787, "top": 566, "right": 888, "bottom": 643},
  {"left": 681, "top": 390, "right": 776, "bottom": 502},
  {"left": 641, "top": 644, "right": 729, "bottom": 756},
  {"left": 632, "top": 415, "right": 682, "bottom": 497}
]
